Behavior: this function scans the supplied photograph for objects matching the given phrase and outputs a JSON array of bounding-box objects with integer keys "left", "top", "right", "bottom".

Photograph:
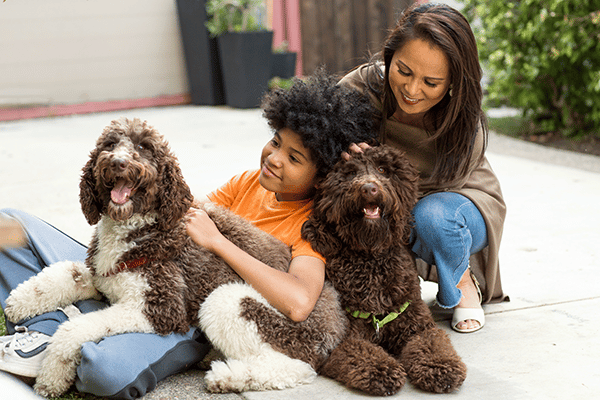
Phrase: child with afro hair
[
  {"left": 262, "top": 69, "right": 380, "bottom": 180},
  {"left": 186, "top": 69, "right": 379, "bottom": 323}
]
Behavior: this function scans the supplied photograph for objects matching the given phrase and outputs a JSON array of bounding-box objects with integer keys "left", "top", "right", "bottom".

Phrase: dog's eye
[
  {"left": 377, "top": 166, "right": 387, "bottom": 175},
  {"left": 137, "top": 144, "right": 145, "bottom": 151},
  {"left": 106, "top": 142, "right": 116, "bottom": 150}
]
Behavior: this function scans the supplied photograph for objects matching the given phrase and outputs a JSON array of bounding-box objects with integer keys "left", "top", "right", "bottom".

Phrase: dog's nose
[
  {"left": 111, "top": 157, "right": 129, "bottom": 171},
  {"left": 361, "top": 182, "right": 379, "bottom": 197}
]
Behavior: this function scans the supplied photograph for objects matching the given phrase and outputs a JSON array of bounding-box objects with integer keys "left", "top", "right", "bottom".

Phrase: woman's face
[{"left": 389, "top": 38, "right": 451, "bottom": 125}]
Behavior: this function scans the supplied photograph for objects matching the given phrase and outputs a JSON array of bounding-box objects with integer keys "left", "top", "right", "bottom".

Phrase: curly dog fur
[
  {"left": 302, "top": 145, "right": 467, "bottom": 396},
  {"left": 4, "top": 118, "right": 346, "bottom": 397}
]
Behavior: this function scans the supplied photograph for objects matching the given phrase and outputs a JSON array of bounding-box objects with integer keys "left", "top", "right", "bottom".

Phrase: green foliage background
[
  {"left": 461, "top": 0, "right": 600, "bottom": 137},
  {"left": 205, "top": 0, "right": 265, "bottom": 37}
]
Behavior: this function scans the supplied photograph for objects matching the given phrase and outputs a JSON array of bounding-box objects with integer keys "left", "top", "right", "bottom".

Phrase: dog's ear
[
  {"left": 79, "top": 148, "right": 103, "bottom": 226},
  {"left": 157, "top": 155, "right": 193, "bottom": 231},
  {"left": 387, "top": 148, "right": 419, "bottom": 244},
  {"left": 389, "top": 152, "right": 419, "bottom": 210},
  {"left": 301, "top": 213, "right": 341, "bottom": 258}
]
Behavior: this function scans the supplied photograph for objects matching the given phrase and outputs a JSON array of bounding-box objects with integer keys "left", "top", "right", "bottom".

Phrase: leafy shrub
[
  {"left": 205, "top": 0, "right": 265, "bottom": 37},
  {"left": 462, "top": 0, "right": 600, "bottom": 137}
]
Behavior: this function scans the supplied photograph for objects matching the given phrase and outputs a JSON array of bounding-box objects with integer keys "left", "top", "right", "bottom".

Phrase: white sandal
[{"left": 452, "top": 272, "right": 485, "bottom": 333}]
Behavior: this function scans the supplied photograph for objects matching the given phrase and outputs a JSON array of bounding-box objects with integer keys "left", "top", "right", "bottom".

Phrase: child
[{"left": 0, "top": 71, "right": 378, "bottom": 398}]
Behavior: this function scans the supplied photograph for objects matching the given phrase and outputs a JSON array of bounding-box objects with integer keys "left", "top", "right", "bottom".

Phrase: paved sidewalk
[{"left": 1, "top": 105, "right": 599, "bottom": 400}]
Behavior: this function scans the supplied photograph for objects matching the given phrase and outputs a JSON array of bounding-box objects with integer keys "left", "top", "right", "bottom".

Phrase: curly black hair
[{"left": 262, "top": 69, "right": 380, "bottom": 179}]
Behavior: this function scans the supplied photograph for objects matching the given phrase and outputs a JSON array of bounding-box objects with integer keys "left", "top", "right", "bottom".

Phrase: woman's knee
[{"left": 412, "top": 193, "right": 461, "bottom": 243}]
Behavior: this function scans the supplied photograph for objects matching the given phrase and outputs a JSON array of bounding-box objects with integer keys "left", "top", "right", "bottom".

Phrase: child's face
[{"left": 259, "top": 127, "right": 318, "bottom": 201}]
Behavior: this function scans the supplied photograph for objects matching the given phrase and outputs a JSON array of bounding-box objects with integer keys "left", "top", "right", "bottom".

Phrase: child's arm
[{"left": 186, "top": 208, "right": 325, "bottom": 322}]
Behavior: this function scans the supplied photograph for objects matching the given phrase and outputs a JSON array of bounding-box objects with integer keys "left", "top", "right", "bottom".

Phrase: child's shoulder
[{"left": 226, "top": 169, "right": 261, "bottom": 191}]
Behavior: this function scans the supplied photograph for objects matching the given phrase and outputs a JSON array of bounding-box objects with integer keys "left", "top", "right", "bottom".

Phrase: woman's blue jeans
[
  {"left": 410, "top": 192, "right": 488, "bottom": 309},
  {"left": 0, "top": 208, "right": 209, "bottom": 399}
]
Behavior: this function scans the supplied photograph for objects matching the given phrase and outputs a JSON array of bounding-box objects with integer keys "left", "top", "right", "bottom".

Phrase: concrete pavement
[{"left": 1, "top": 105, "right": 599, "bottom": 399}]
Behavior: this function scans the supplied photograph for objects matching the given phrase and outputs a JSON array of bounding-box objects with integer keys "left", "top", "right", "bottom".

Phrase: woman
[{"left": 340, "top": 2, "right": 508, "bottom": 333}]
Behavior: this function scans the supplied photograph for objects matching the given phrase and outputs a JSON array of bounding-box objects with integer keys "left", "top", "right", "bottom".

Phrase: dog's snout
[
  {"left": 361, "top": 182, "right": 379, "bottom": 197},
  {"left": 111, "top": 157, "right": 129, "bottom": 171}
]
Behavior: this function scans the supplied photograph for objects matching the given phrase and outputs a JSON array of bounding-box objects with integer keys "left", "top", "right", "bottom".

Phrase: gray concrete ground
[{"left": 1, "top": 105, "right": 599, "bottom": 399}]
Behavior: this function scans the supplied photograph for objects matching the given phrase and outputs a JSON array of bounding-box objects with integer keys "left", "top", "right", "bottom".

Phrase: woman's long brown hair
[{"left": 367, "top": 3, "right": 488, "bottom": 184}]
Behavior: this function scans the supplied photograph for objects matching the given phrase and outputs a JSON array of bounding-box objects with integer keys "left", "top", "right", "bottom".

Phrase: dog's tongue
[
  {"left": 111, "top": 179, "right": 133, "bottom": 205},
  {"left": 363, "top": 204, "right": 381, "bottom": 219}
]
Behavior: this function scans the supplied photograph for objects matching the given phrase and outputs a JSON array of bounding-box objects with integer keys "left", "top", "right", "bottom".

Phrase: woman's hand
[
  {"left": 185, "top": 207, "right": 224, "bottom": 253},
  {"left": 342, "top": 142, "right": 372, "bottom": 161}
]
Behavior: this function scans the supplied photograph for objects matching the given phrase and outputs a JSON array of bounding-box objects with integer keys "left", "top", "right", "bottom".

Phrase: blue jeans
[
  {"left": 410, "top": 193, "right": 488, "bottom": 309},
  {"left": 0, "top": 209, "right": 209, "bottom": 399}
]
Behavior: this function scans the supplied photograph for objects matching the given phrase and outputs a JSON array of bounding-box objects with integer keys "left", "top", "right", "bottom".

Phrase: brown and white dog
[
  {"left": 302, "top": 145, "right": 467, "bottom": 396},
  {"left": 4, "top": 118, "right": 346, "bottom": 397}
]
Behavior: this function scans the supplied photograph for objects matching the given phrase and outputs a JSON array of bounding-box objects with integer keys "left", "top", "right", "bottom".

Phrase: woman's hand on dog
[{"left": 342, "top": 142, "right": 371, "bottom": 161}]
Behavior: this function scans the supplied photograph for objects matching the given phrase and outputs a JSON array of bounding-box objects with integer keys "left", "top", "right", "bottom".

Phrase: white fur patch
[
  {"left": 93, "top": 213, "right": 157, "bottom": 276},
  {"left": 4, "top": 261, "right": 100, "bottom": 322},
  {"left": 199, "top": 282, "right": 316, "bottom": 392}
]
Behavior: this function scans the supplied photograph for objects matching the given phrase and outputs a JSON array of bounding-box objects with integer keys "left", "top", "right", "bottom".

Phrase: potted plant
[
  {"left": 205, "top": 0, "right": 273, "bottom": 109},
  {"left": 271, "top": 41, "right": 297, "bottom": 79}
]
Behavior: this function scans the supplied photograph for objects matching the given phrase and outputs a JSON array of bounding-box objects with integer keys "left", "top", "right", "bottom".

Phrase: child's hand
[
  {"left": 342, "top": 142, "right": 371, "bottom": 161},
  {"left": 185, "top": 207, "right": 224, "bottom": 253}
]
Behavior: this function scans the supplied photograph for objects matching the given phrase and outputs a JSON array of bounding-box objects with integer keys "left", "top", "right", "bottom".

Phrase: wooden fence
[{"left": 299, "top": 0, "right": 413, "bottom": 76}]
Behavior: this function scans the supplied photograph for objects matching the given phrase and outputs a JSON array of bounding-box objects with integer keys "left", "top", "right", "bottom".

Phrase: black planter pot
[
  {"left": 175, "top": 0, "right": 225, "bottom": 105},
  {"left": 271, "top": 52, "right": 297, "bottom": 79},
  {"left": 217, "top": 31, "right": 274, "bottom": 109}
]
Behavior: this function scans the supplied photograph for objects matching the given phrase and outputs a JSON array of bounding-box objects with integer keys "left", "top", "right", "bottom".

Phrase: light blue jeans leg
[
  {"left": 410, "top": 193, "right": 488, "bottom": 309},
  {"left": 0, "top": 208, "right": 92, "bottom": 335},
  {"left": 0, "top": 209, "right": 209, "bottom": 398},
  {"left": 76, "top": 327, "right": 209, "bottom": 399}
]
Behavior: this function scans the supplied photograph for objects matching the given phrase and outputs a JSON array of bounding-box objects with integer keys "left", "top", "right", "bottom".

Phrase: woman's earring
[{"left": 448, "top": 86, "right": 453, "bottom": 97}]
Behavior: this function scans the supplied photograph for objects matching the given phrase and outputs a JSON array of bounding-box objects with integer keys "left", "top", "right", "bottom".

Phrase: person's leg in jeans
[
  {"left": 0, "top": 208, "right": 91, "bottom": 336},
  {"left": 410, "top": 193, "right": 488, "bottom": 331},
  {"left": 0, "top": 209, "right": 209, "bottom": 398}
]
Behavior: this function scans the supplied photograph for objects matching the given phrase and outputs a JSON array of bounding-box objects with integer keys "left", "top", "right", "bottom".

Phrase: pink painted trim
[
  {"left": 0, "top": 94, "right": 191, "bottom": 122},
  {"left": 286, "top": 0, "right": 302, "bottom": 76},
  {"left": 271, "top": 0, "right": 303, "bottom": 77},
  {"left": 272, "top": 0, "right": 286, "bottom": 46}
]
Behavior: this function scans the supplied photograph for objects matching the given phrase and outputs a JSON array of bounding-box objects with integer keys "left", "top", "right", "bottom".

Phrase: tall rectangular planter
[
  {"left": 218, "top": 31, "right": 274, "bottom": 109},
  {"left": 175, "top": 0, "right": 225, "bottom": 105}
]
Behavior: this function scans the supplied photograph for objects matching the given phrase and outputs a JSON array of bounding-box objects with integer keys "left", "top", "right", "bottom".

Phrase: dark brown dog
[{"left": 302, "top": 145, "right": 467, "bottom": 396}]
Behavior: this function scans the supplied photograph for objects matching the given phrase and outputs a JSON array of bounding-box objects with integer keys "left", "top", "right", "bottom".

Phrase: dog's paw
[
  {"left": 4, "top": 292, "right": 35, "bottom": 323},
  {"left": 34, "top": 362, "right": 76, "bottom": 398},
  {"left": 33, "top": 343, "right": 77, "bottom": 397},
  {"left": 358, "top": 358, "right": 407, "bottom": 396},
  {"left": 401, "top": 328, "right": 467, "bottom": 393},
  {"left": 204, "top": 359, "right": 247, "bottom": 393},
  {"left": 406, "top": 357, "right": 467, "bottom": 393}
]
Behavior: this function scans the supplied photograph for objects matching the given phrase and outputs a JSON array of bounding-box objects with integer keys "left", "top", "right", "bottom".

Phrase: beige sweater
[{"left": 340, "top": 64, "right": 508, "bottom": 303}]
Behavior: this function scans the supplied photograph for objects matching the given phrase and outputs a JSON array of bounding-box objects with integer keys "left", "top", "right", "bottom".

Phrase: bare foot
[{"left": 453, "top": 268, "right": 482, "bottom": 331}]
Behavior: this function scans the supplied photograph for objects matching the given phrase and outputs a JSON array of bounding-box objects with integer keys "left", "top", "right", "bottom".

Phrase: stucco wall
[{"left": 0, "top": 0, "right": 188, "bottom": 107}]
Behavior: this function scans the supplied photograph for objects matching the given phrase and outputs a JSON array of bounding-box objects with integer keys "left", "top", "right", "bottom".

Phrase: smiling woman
[
  {"left": 339, "top": 2, "right": 509, "bottom": 334},
  {"left": 389, "top": 38, "right": 451, "bottom": 128}
]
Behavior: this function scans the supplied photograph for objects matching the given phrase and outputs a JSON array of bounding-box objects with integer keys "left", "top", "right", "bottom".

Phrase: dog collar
[
  {"left": 103, "top": 256, "right": 150, "bottom": 277},
  {"left": 346, "top": 301, "right": 410, "bottom": 334}
]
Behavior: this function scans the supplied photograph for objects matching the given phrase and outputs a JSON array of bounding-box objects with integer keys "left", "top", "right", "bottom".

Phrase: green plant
[
  {"left": 273, "top": 40, "right": 290, "bottom": 53},
  {"left": 205, "top": 0, "right": 266, "bottom": 37},
  {"left": 1, "top": 307, "right": 5, "bottom": 336},
  {"left": 268, "top": 77, "right": 294, "bottom": 90},
  {"left": 462, "top": 0, "right": 600, "bottom": 137}
]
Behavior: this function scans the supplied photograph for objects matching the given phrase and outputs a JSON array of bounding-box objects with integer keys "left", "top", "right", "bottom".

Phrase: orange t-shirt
[{"left": 207, "top": 170, "right": 325, "bottom": 263}]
